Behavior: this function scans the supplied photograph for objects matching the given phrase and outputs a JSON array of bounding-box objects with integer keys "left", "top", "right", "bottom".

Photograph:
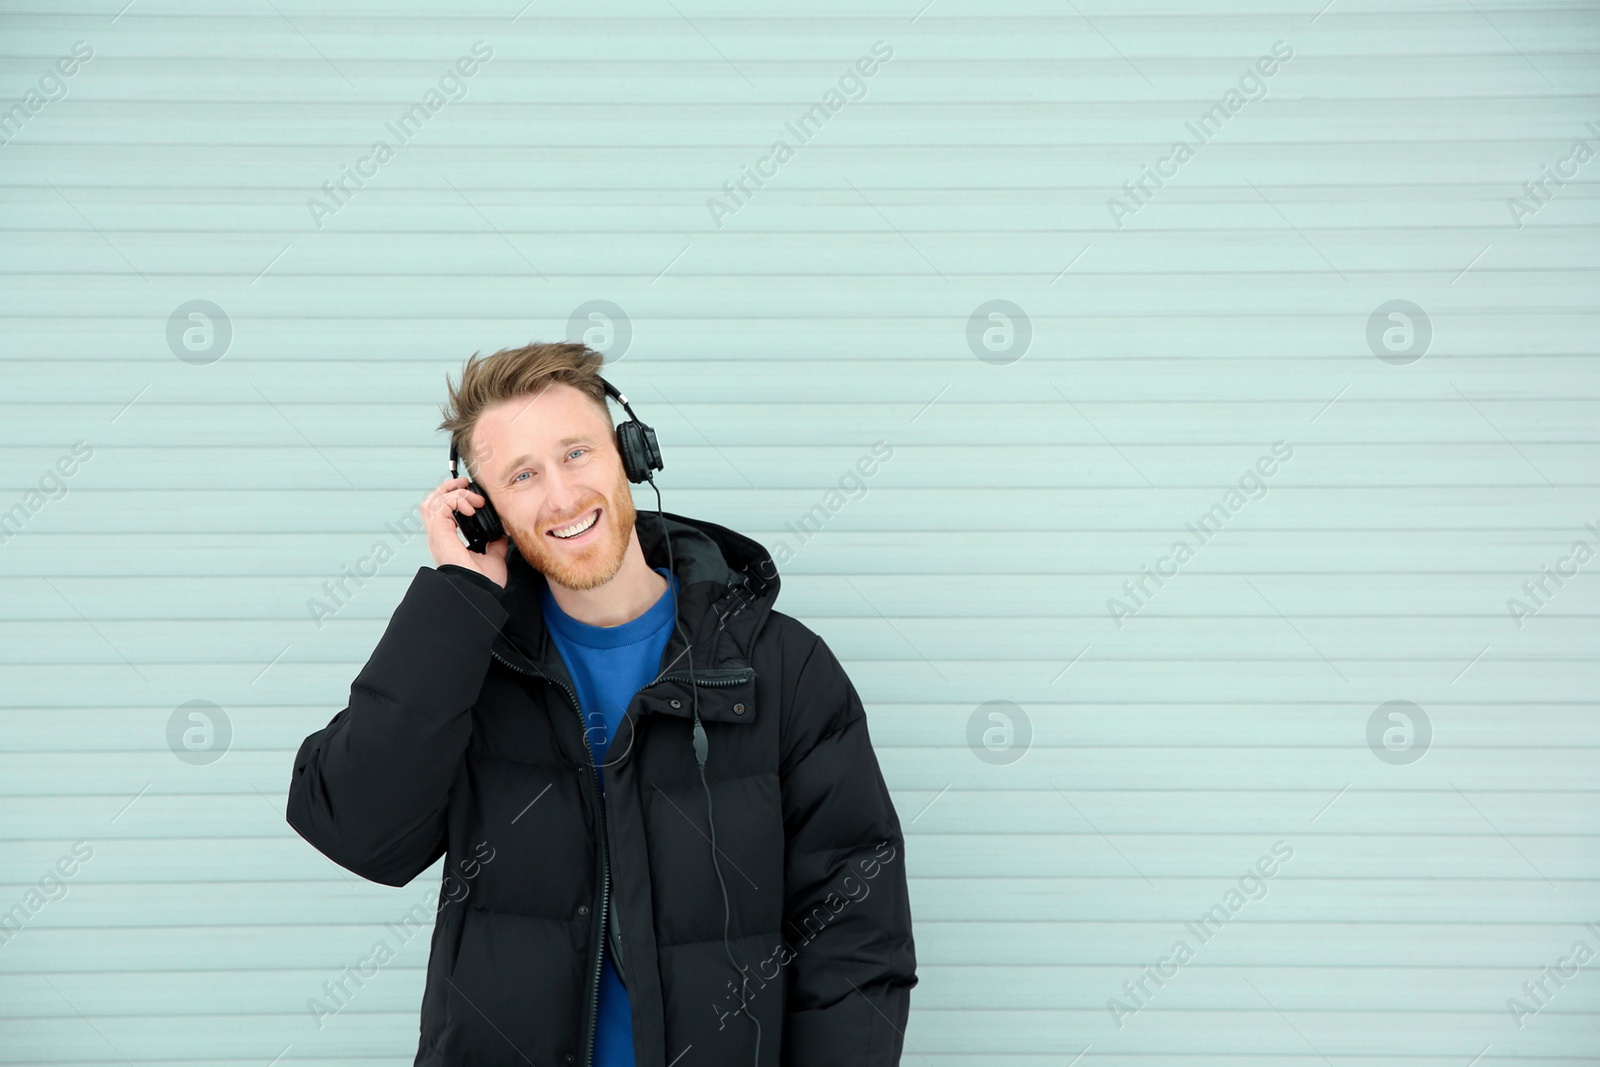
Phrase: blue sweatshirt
[{"left": 538, "top": 567, "right": 678, "bottom": 1067}]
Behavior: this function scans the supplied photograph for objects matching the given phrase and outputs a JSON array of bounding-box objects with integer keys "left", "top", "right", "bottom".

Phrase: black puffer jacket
[{"left": 285, "top": 511, "right": 916, "bottom": 1066}]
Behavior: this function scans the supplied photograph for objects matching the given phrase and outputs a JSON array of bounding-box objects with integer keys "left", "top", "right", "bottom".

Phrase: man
[{"left": 285, "top": 341, "right": 916, "bottom": 1067}]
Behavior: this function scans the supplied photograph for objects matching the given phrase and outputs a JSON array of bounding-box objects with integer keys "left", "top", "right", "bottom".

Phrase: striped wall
[{"left": 2, "top": 1, "right": 1597, "bottom": 1063}]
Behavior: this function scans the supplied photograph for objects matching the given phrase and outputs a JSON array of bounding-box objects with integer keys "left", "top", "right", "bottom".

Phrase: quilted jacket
[{"left": 285, "top": 511, "right": 916, "bottom": 1065}]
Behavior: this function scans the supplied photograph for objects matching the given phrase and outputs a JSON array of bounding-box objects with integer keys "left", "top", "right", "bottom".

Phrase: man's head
[{"left": 436, "top": 342, "right": 640, "bottom": 592}]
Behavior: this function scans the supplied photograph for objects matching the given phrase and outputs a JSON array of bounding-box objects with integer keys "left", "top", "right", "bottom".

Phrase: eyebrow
[{"left": 495, "top": 436, "right": 595, "bottom": 481}]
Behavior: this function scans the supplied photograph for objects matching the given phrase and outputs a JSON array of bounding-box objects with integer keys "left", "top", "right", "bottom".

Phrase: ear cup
[
  {"left": 454, "top": 479, "right": 505, "bottom": 553},
  {"left": 636, "top": 421, "right": 663, "bottom": 478},
  {"left": 614, "top": 419, "right": 662, "bottom": 484},
  {"left": 601, "top": 376, "right": 664, "bottom": 485},
  {"left": 449, "top": 441, "right": 505, "bottom": 554}
]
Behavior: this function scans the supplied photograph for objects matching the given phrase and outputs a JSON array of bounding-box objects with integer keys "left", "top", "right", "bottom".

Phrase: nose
[{"left": 541, "top": 465, "right": 589, "bottom": 519}]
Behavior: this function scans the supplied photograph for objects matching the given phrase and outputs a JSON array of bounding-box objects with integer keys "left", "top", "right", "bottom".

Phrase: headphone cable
[{"left": 648, "top": 478, "right": 761, "bottom": 1066}]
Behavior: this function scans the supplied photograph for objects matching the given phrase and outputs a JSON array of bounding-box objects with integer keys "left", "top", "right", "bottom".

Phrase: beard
[{"left": 505, "top": 461, "right": 639, "bottom": 593}]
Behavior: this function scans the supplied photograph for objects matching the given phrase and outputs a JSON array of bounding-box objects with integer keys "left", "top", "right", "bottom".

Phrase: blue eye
[{"left": 512, "top": 449, "right": 586, "bottom": 483}]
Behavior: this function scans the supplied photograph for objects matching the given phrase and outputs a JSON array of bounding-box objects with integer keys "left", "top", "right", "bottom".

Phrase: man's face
[{"left": 469, "top": 383, "right": 637, "bottom": 592}]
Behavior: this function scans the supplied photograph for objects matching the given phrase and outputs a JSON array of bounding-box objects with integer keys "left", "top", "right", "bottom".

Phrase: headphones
[
  {"left": 445, "top": 374, "right": 762, "bottom": 1063},
  {"left": 448, "top": 376, "right": 663, "bottom": 554}
]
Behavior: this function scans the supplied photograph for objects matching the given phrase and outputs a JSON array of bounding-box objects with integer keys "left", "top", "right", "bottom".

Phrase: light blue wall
[{"left": 2, "top": 1, "right": 1597, "bottom": 1063}]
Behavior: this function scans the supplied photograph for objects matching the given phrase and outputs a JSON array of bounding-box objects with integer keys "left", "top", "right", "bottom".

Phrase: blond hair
[{"left": 436, "top": 341, "right": 612, "bottom": 477}]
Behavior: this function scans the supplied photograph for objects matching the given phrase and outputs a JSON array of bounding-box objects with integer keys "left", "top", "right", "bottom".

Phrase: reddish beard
[{"left": 506, "top": 462, "right": 638, "bottom": 592}]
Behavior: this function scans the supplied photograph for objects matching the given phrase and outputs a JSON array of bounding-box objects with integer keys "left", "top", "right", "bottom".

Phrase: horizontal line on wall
[
  {"left": 5, "top": 182, "right": 1593, "bottom": 192},
  {"left": 7, "top": 876, "right": 1598, "bottom": 886},
  {"left": 0, "top": 10, "right": 1584, "bottom": 22},
  {"left": 12, "top": 919, "right": 1600, "bottom": 931},
  {"left": 1, "top": 1008, "right": 1592, "bottom": 1024},
  {"left": 7, "top": 792, "right": 1600, "bottom": 801},
  {"left": 0, "top": 961, "right": 1588, "bottom": 975},
  {"left": 48, "top": 485, "right": 1598, "bottom": 495},
  {"left": 5, "top": 317, "right": 1598, "bottom": 327},
  {"left": 8, "top": 750, "right": 1598, "bottom": 761},
  {"left": 994, "top": 618, "right": 1594, "bottom": 628},
  {"left": 4, "top": 705, "right": 1596, "bottom": 713},
  {"left": 8, "top": 790, "right": 1600, "bottom": 798},
  {"left": 5, "top": 659, "right": 1600, "bottom": 671},
  {"left": 3, "top": 534, "right": 1600, "bottom": 543},
  {"left": 7, "top": 314, "right": 1599, "bottom": 322},
  {"left": 10, "top": 224, "right": 1600, "bottom": 234},
  {"left": 8, "top": 108, "right": 1600, "bottom": 116},
  {"left": 4, "top": 268, "right": 1599, "bottom": 278},
  {"left": 4, "top": 616, "right": 1597, "bottom": 624},
  {"left": 19, "top": 833, "right": 1597, "bottom": 843}
]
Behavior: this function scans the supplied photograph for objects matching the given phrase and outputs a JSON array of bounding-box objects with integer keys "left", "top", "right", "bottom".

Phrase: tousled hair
[{"left": 436, "top": 341, "right": 612, "bottom": 478}]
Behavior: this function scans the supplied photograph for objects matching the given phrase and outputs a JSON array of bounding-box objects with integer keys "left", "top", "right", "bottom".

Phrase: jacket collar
[{"left": 488, "top": 509, "right": 780, "bottom": 685}]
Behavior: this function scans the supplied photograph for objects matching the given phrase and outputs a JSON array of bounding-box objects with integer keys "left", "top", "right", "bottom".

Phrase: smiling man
[{"left": 285, "top": 341, "right": 917, "bottom": 1067}]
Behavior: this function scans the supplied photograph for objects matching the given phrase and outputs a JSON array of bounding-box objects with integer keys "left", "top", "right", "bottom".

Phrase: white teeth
[{"left": 550, "top": 509, "right": 599, "bottom": 539}]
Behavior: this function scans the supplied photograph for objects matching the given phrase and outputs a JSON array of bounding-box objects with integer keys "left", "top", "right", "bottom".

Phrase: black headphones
[
  {"left": 448, "top": 376, "right": 663, "bottom": 554},
  {"left": 445, "top": 373, "right": 762, "bottom": 1063}
]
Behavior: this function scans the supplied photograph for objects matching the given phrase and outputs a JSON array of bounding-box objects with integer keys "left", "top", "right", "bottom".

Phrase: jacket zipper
[
  {"left": 487, "top": 648, "right": 755, "bottom": 1067},
  {"left": 489, "top": 647, "right": 609, "bottom": 1067},
  {"left": 657, "top": 668, "right": 754, "bottom": 687}
]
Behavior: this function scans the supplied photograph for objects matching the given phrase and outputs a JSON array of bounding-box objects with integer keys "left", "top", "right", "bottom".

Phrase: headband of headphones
[{"left": 449, "top": 375, "right": 662, "bottom": 484}]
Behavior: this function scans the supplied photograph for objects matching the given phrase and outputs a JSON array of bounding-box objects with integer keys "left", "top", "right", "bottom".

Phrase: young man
[{"left": 285, "top": 342, "right": 916, "bottom": 1066}]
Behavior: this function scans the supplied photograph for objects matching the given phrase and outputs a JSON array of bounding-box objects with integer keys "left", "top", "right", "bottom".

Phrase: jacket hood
[{"left": 494, "top": 509, "right": 781, "bottom": 674}]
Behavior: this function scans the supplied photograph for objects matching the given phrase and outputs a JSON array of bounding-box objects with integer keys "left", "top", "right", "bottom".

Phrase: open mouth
[{"left": 546, "top": 507, "right": 602, "bottom": 544}]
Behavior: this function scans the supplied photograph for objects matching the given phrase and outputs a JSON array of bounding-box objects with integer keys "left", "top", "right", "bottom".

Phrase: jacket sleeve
[
  {"left": 285, "top": 565, "right": 508, "bottom": 886},
  {"left": 779, "top": 633, "right": 917, "bottom": 1066}
]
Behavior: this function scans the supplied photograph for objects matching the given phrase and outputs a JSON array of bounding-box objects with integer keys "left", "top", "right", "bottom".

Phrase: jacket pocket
[
  {"left": 646, "top": 669, "right": 759, "bottom": 726},
  {"left": 438, "top": 906, "right": 585, "bottom": 1065}
]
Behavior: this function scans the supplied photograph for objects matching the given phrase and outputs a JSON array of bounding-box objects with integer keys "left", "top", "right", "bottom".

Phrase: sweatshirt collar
[{"left": 490, "top": 510, "right": 779, "bottom": 678}]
